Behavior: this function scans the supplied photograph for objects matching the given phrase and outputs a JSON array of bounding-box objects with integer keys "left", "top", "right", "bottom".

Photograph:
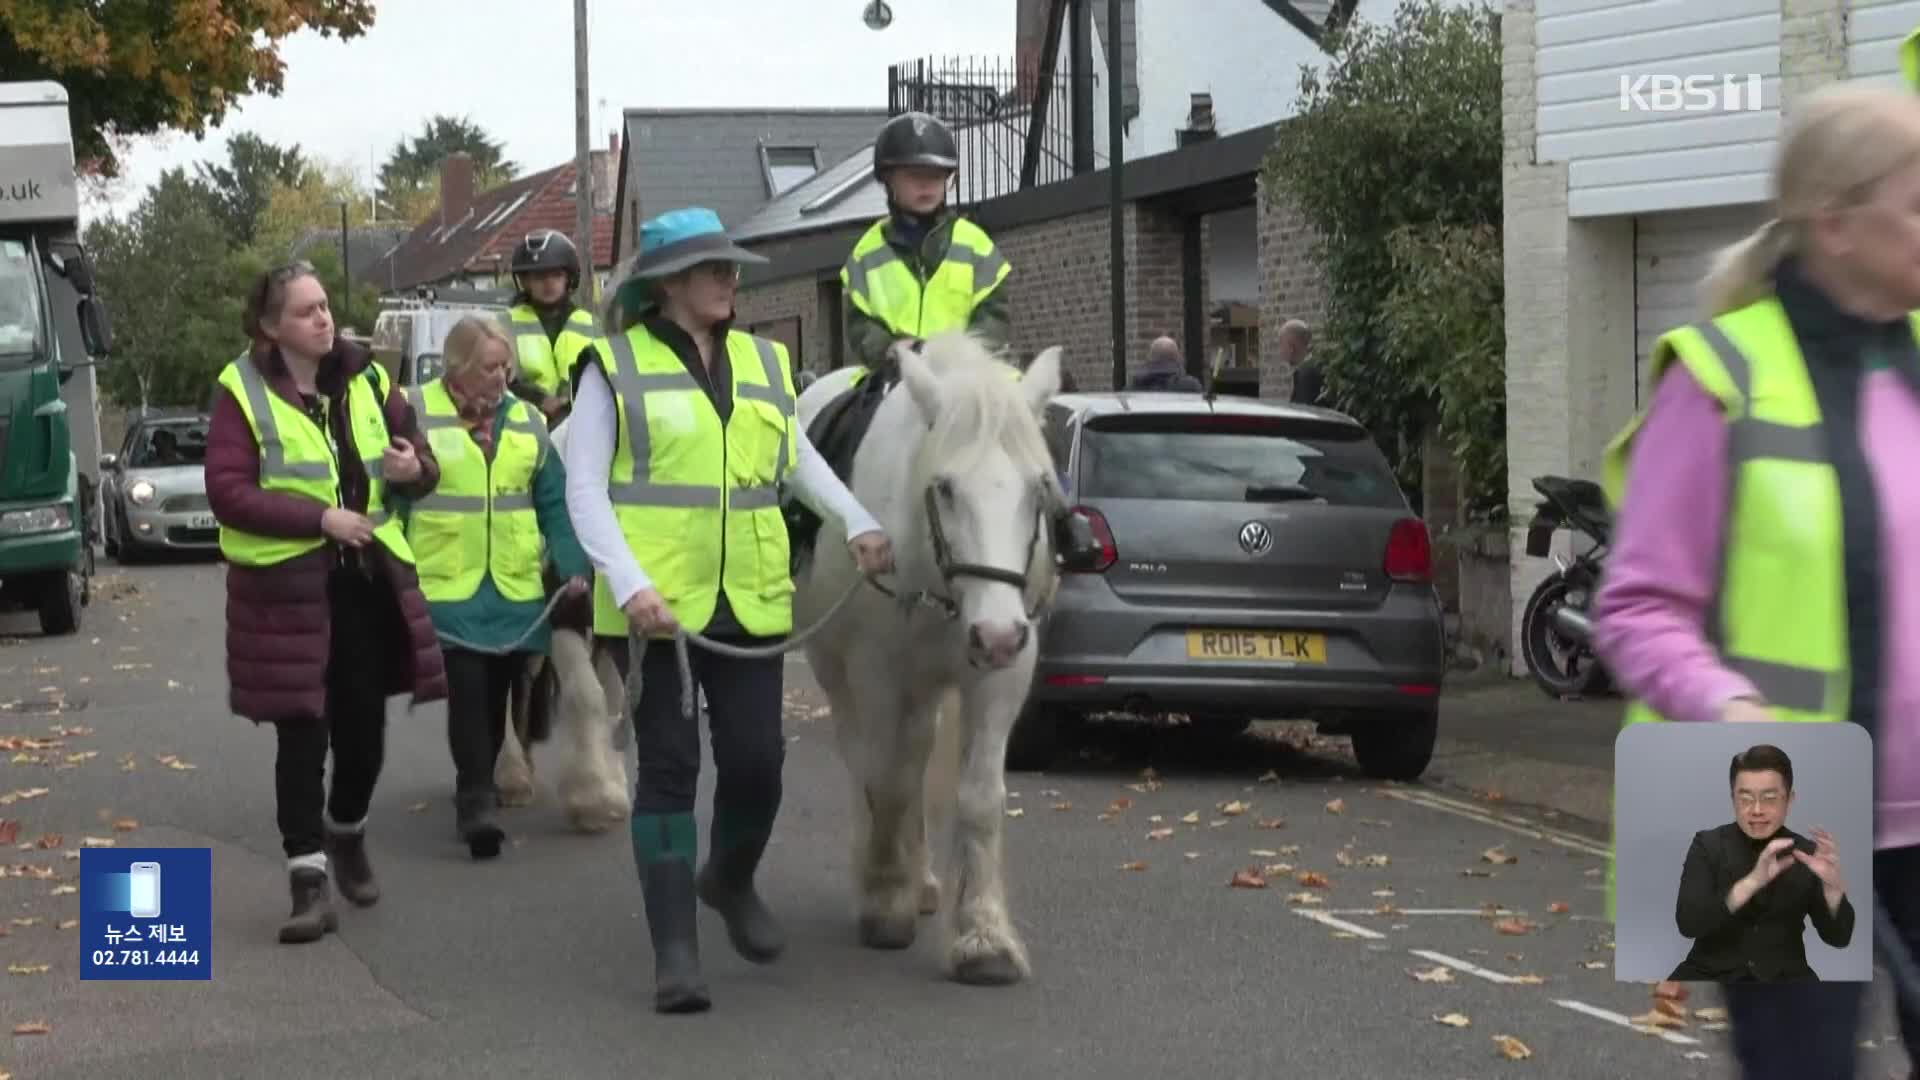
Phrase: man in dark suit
[{"left": 1669, "top": 744, "right": 1855, "bottom": 982}]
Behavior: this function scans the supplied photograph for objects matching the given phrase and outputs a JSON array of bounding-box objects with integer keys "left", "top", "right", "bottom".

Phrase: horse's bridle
[{"left": 866, "top": 480, "right": 1057, "bottom": 622}]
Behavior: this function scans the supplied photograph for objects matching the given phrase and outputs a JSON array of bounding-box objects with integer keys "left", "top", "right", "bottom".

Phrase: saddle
[{"left": 784, "top": 362, "right": 898, "bottom": 574}]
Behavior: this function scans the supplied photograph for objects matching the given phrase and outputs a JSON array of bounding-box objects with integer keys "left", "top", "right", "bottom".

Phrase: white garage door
[{"left": 1634, "top": 204, "right": 1770, "bottom": 402}]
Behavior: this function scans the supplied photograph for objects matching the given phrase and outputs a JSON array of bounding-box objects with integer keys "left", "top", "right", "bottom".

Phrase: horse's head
[{"left": 894, "top": 333, "right": 1065, "bottom": 670}]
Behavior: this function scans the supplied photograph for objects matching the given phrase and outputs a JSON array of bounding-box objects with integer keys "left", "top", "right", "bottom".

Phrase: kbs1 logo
[{"left": 1618, "top": 74, "right": 1765, "bottom": 114}]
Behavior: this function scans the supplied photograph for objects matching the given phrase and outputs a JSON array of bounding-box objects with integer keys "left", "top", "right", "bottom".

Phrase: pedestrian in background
[
  {"left": 206, "top": 261, "right": 447, "bottom": 944},
  {"left": 1591, "top": 83, "right": 1920, "bottom": 1078},
  {"left": 393, "top": 316, "right": 590, "bottom": 859},
  {"left": 567, "top": 207, "right": 892, "bottom": 1014},
  {"left": 1280, "top": 321, "right": 1320, "bottom": 406},
  {"left": 1127, "top": 335, "right": 1202, "bottom": 391}
]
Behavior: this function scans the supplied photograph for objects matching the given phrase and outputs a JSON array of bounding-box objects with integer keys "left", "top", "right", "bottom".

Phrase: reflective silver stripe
[
  {"left": 735, "top": 336, "right": 793, "bottom": 488},
  {"left": 361, "top": 455, "right": 384, "bottom": 482},
  {"left": 728, "top": 486, "right": 780, "bottom": 510},
  {"left": 602, "top": 333, "right": 724, "bottom": 509},
  {"left": 510, "top": 323, "right": 548, "bottom": 341},
  {"left": 844, "top": 241, "right": 898, "bottom": 301},
  {"left": 413, "top": 492, "right": 534, "bottom": 514},
  {"left": 1688, "top": 321, "right": 1836, "bottom": 709},
  {"left": 232, "top": 357, "right": 332, "bottom": 482},
  {"left": 943, "top": 243, "right": 1009, "bottom": 288},
  {"left": 1726, "top": 656, "right": 1830, "bottom": 714}
]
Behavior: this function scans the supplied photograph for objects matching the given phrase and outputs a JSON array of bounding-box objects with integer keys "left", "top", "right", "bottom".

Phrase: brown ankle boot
[
  {"left": 325, "top": 829, "right": 380, "bottom": 907},
  {"left": 278, "top": 867, "right": 338, "bottom": 944}
]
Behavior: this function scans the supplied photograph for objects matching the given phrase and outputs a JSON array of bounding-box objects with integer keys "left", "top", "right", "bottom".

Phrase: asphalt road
[{"left": 0, "top": 558, "right": 1906, "bottom": 1079}]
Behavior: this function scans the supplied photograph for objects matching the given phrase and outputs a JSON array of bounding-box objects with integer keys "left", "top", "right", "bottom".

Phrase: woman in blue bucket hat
[{"left": 563, "top": 207, "right": 893, "bottom": 1013}]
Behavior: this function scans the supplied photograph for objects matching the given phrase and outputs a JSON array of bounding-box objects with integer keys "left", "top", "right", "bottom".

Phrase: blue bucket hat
[{"left": 613, "top": 207, "right": 766, "bottom": 314}]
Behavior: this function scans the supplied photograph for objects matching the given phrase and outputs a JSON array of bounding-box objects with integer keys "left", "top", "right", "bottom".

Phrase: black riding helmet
[
  {"left": 510, "top": 229, "right": 582, "bottom": 291},
  {"left": 873, "top": 112, "right": 958, "bottom": 174}
]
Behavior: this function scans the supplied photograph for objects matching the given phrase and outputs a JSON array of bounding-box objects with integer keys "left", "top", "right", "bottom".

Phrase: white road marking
[
  {"left": 1552, "top": 999, "right": 1702, "bottom": 1046},
  {"left": 1408, "top": 948, "right": 1520, "bottom": 984},
  {"left": 1375, "top": 788, "right": 1612, "bottom": 858},
  {"left": 1291, "top": 909, "right": 1385, "bottom": 939}
]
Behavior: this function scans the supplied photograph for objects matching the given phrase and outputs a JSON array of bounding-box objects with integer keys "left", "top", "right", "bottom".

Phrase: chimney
[
  {"left": 592, "top": 131, "right": 620, "bottom": 213},
  {"left": 1177, "top": 93, "right": 1217, "bottom": 147},
  {"left": 439, "top": 152, "right": 475, "bottom": 224}
]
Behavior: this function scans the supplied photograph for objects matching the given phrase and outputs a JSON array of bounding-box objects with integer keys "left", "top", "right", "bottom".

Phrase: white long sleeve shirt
[{"left": 564, "top": 362, "right": 882, "bottom": 611}]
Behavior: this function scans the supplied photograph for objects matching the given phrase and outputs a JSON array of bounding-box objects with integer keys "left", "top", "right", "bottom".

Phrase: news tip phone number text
[{"left": 89, "top": 949, "right": 201, "bottom": 966}]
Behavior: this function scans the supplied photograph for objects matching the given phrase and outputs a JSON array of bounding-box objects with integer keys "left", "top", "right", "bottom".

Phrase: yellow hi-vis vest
[
  {"left": 586, "top": 326, "right": 799, "bottom": 639},
  {"left": 840, "top": 218, "right": 1010, "bottom": 339},
  {"left": 214, "top": 355, "right": 414, "bottom": 567},
  {"left": 1596, "top": 296, "right": 1882, "bottom": 919},
  {"left": 502, "top": 304, "right": 600, "bottom": 401},
  {"left": 401, "top": 378, "right": 551, "bottom": 604},
  {"left": 1904, "top": 26, "right": 1920, "bottom": 90}
]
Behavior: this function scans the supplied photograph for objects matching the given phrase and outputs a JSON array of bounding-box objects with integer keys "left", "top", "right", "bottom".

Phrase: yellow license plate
[{"left": 1185, "top": 629, "right": 1327, "bottom": 663}]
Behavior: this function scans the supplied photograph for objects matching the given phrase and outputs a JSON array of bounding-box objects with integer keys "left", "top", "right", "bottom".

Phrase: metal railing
[{"left": 886, "top": 54, "right": 1090, "bottom": 207}]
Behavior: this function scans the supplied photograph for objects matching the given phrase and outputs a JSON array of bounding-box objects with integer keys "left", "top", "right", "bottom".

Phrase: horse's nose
[{"left": 967, "top": 620, "right": 1031, "bottom": 667}]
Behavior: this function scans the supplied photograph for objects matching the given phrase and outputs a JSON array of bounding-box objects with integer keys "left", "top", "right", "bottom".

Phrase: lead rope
[{"left": 626, "top": 574, "right": 872, "bottom": 723}]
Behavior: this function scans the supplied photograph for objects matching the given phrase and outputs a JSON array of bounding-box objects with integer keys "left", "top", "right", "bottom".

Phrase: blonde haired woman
[
  {"left": 1592, "top": 83, "right": 1920, "bottom": 1078},
  {"left": 393, "top": 316, "right": 590, "bottom": 858}
]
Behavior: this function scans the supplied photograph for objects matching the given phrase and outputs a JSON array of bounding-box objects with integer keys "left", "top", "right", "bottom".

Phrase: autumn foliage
[{"left": 0, "top": 0, "right": 376, "bottom": 176}]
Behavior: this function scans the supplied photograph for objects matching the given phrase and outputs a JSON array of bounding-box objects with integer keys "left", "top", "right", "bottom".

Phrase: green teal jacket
[{"left": 389, "top": 407, "right": 590, "bottom": 656}]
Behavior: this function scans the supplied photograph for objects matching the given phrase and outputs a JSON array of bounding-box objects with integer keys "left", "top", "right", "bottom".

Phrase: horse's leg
[
  {"left": 595, "top": 642, "right": 630, "bottom": 752},
  {"left": 945, "top": 676, "right": 1031, "bottom": 985},
  {"left": 917, "top": 688, "right": 963, "bottom": 917},
  {"left": 829, "top": 644, "right": 929, "bottom": 949},
  {"left": 495, "top": 658, "right": 537, "bottom": 807},
  {"left": 810, "top": 644, "right": 877, "bottom": 922},
  {"left": 553, "top": 629, "right": 630, "bottom": 832}
]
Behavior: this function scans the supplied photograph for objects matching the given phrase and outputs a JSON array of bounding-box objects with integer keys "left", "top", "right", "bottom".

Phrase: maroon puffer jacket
[{"left": 204, "top": 339, "right": 449, "bottom": 722}]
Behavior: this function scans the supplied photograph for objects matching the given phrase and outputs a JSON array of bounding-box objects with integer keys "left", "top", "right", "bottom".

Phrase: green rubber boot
[
  {"left": 632, "top": 812, "right": 711, "bottom": 1013},
  {"left": 696, "top": 803, "right": 786, "bottom": 964}
]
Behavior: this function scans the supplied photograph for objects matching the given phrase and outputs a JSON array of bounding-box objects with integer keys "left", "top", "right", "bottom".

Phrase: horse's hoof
[
  {"left": 498, "top": 778, "right": 535, "bottom": 808},
  {"left": 857, "top": 913, "right": 917, "bottom": 950},
  {"left": 951, "top": 952, "right": 1026, "bottom": 987},
  {"left": 917, "top": 880, "right": 941, "bottom": 916}
]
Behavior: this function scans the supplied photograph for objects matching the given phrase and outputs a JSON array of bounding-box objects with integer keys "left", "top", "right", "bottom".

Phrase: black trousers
[
  {"left": 1877, "top": 844, "right": 1920, "bottom": 1065},
  {"left": 443, "top": 647, "right": 520, "bottom": 799},
  {"left": 608, "top": 632, "right": 786, "bottom": 816},
  {"left": 271, "top": 570, "right": 394, "bottom": 859}
]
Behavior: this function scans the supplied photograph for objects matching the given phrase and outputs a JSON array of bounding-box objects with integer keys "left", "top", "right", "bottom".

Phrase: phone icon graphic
[{"left": 128, "top": 862, "right": 161, "bottom": 919}]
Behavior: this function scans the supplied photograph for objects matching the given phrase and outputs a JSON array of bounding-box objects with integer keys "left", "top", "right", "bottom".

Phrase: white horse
[
  {"left": 794, "top": 333, "right": 1064, "bottom": 985},
  {"left": 491, "top": 414, "right": 632, "bottom": 833}
]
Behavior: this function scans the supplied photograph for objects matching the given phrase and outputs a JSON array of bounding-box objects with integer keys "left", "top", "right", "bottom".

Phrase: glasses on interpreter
[
  {"left": 1734, "top": 790, "right": 1784, "bottom": 809},
  {"left": 691, "top": 260, "right": 741, "bottom": 284}
]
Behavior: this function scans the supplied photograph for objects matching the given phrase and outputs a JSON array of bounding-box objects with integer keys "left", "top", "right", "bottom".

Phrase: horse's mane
[{"left": 907, "top": 334, "right": 1053, "bottom": 489}]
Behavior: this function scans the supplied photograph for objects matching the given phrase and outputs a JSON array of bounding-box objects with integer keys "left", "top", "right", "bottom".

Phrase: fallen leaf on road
[
  {"left": 1146, "top": 813, "right": 1163, "bottom": 823},
  {"left": 1147, "top": 828, "right": 1174, "bottom": 841},
  {"left": 118, "top": 755, "right": 136, "bottom": 773},
  {"left": 1261, "top": 862, "right": 1294, "bottom": 875},
  {"left": 80, "top": 837, "right": 113, "bottom": 847},
  {"left": 1220, "top": 800, "right": 1248, "bottom": 816},
  {"left": 1693, "top": 1007, "right": 1727, "bottom": 1022},
  {"left": 1492, "top": 1035, "right": 1531, "bottom": 1060},
  {"left": 1258, "top": 770, "right": 1279, "bottom": 783},
  {"left": 407, "top": 802, "right": 429, "bottom": 813},
  {"left": 1360, "top": 818, "right": 1392, "bottom": 827},
  {"left": 1509, "top": 974, "right": 1545, "bottom": 985},
  {"left": 1278, "top": 844, "right": 1300, "bottom": 855},
  {"left": 1286, "top": 892, "right": 1323, "bottom": 905},
  {"left": 1004, "top": 808, "right": 1024, "bottom": 818},
  {"left": 1629, "top": 1010, "right": 1686, "bottom": 1029},
  {"left": 1548, "top": 902, "right": 1569, "bottom": 914},
  {"left": 1324, "top": 798, "right": 1347, "bottom": 815},
  {"left": 1184, "top": 852, "right": 1201, "bottom": 861},
  {"left": 1336, "top": 849, "right": 1354, "bottom": 866},
  {"left": 1684, "top": 1051, "right": 1709, "bottom": 1061},
  {"left": 1250, "top": 848, "right": 1279, "bottom": 858},
  {"left": 1461, "top": 868, "right": 1493, "bottom": 878},
  {"left": 12, "top": 1021, "right": 50, "bottom": 1035},
  {"left": 1229, "top": 867, "right": 1267, "bottom": 889},
  {"left": 1409, "top": 965, "right": 1454, "bottom": 983},
  {"left": 59, "top": 851, "right": 75, "bottom": 861},
  {"left": 54, "top": 920, "right": 74, "bottom": 930},
  {"left": 1117, "top": 860, "right": 1147, "bottom": 872},
  {"left": 0, "top": 788, "right": 48, "bottom": 805},
  {"left": 1375, "top": 902, "right": 1400, "bottom": 915},
  {"left": 11, "top": 918, "right": 38, "bottom": 927},
  {"left": 1180, "top": 811, "right": 1200, "bottom": 824},
  {"left": 1252, "top": 817, "right": 1285, "bottom": 830},
  {"left": 111, "top": 819, "right": 138, "bottom": 832},
  {"left": 1372, "top": 889, "right": 1396, "bottom": 898},
  {"left": 48, "top": 885, "right": 74, "bottom": 896},
  {"left": 32, "top": 834, "right": 58, "bottom": 850},
  {"left": 1653, "top": 997, "right": 1688, "bottom": 1021},
  {"left": 1700, "top": 1022, "right": 1727, "bottom": 1032},
  {"left": 1040, "top": 788, "right": 1061, "bottom": 797},
  {"left": 1581, "top": 961, "right": 1607, "bottom": 970},
  {"left": 1481, "top": 846, "right": 1517, "bottom": 865},
  {"left": 1434, "top": 1013, "right": 1471, "bottom": 1027},
  {"left": 7, "top": 963, "right": 48, "bottom": 975},
  {"left": 1296, "top": 871, "right": 1332, "bottom": 889},
  {"left": 1051, "top": 801, "right": 1072, "bottom": 812},
  {"left": 0, "top": 821, "right": 16, "bottom": 845},
  {"left": 64, "top": 751, "right": 96, "bottom": 764},
  {"left": 1492, "top": 918, "right": 1535, "bottom": 936},
  {"left": 1208, "top": 819, "right": 1229, "bottom": 828}
]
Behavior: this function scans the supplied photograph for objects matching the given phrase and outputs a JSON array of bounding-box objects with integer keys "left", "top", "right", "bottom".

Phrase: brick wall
[
  {"left": 731, "top": 274, "right": 827, "bottom": 373},
  {"left": 996, "top": 207, "right": 1126, "bottom": 390},
  {"left": 1256, "top": 176, "right": 1329, "bottom": 398}
]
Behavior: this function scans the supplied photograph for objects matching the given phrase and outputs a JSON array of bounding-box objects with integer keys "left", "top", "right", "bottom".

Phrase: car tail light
[
  {"left": 1069, "top": 506, "right": 1117, "bottom": 573},
  {"left": 1383, "top": 518, "right": 1432, "bottom": 584}
]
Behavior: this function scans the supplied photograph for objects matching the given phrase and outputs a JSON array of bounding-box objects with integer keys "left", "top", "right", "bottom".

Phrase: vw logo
[{"left": 1238, "top": 521, "right": 1272, "bottom": 556}]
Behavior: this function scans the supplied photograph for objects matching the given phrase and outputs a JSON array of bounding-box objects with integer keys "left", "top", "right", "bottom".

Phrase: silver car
[
  {"left": 101, "top": 411, "right": 216, "bottom": 561},
  {"left": 1018, "top": 392, "right": 1447, "bottom": 780}
]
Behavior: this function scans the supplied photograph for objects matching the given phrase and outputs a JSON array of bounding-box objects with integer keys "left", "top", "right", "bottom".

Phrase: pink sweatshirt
[{"left": 1591, "top": 363, "right": 1920, "bottom": 850}]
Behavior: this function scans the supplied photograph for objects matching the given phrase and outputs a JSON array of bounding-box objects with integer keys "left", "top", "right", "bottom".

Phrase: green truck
[{"left": 0, "top": 81, "right": 114, "bottom": 635}]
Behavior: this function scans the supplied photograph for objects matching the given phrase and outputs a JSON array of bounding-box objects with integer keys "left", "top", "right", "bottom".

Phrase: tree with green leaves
[
  {"left": 193, "top": 133, "right": 309, "bottom": 248},
  {"left": 1262, "top": 0, "right": 1503, "bottom": 517},
  {"left": 378, "top": 115, "right": 518, "bottom": 221},
  {"left": 0, "top": 1, "right": 375, "bottom": 178}
]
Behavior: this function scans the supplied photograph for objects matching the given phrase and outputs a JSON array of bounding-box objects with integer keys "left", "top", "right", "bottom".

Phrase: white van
[{"left": 370, "top": 299, "right": 507, "bottom": 388}]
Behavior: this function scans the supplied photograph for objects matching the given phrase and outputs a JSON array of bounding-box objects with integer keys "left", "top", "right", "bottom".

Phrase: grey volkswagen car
[
  {"left": 101, "top": 410, "right": 216, "bottom": 561},
  {"left": 1018, "top": 391, "right": 1446, "bottom": 780}
]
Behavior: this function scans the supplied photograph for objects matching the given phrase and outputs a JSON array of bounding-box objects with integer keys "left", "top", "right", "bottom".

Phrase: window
[
  {"left": 761, "top": 145, "right": 820, "bottom": 196},
  {"left": 1078, "top": 414, "right": 1404, "bottom": 508},
  {"left": 130, "top": 420, "right": 210, "bottom": 467}
]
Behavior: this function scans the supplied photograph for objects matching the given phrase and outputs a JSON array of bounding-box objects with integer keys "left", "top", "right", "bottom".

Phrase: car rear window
[
  {"left": 131, "top": 421, "right": 210, "bottom": 467},
  {"left": 1077, "top": 414, "right": 1405, "bottom": 508}
]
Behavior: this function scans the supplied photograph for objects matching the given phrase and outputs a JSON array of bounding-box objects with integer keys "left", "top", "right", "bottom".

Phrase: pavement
[{"left": 0, "top": 557, "right": 1906, "bottom": 1079}]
